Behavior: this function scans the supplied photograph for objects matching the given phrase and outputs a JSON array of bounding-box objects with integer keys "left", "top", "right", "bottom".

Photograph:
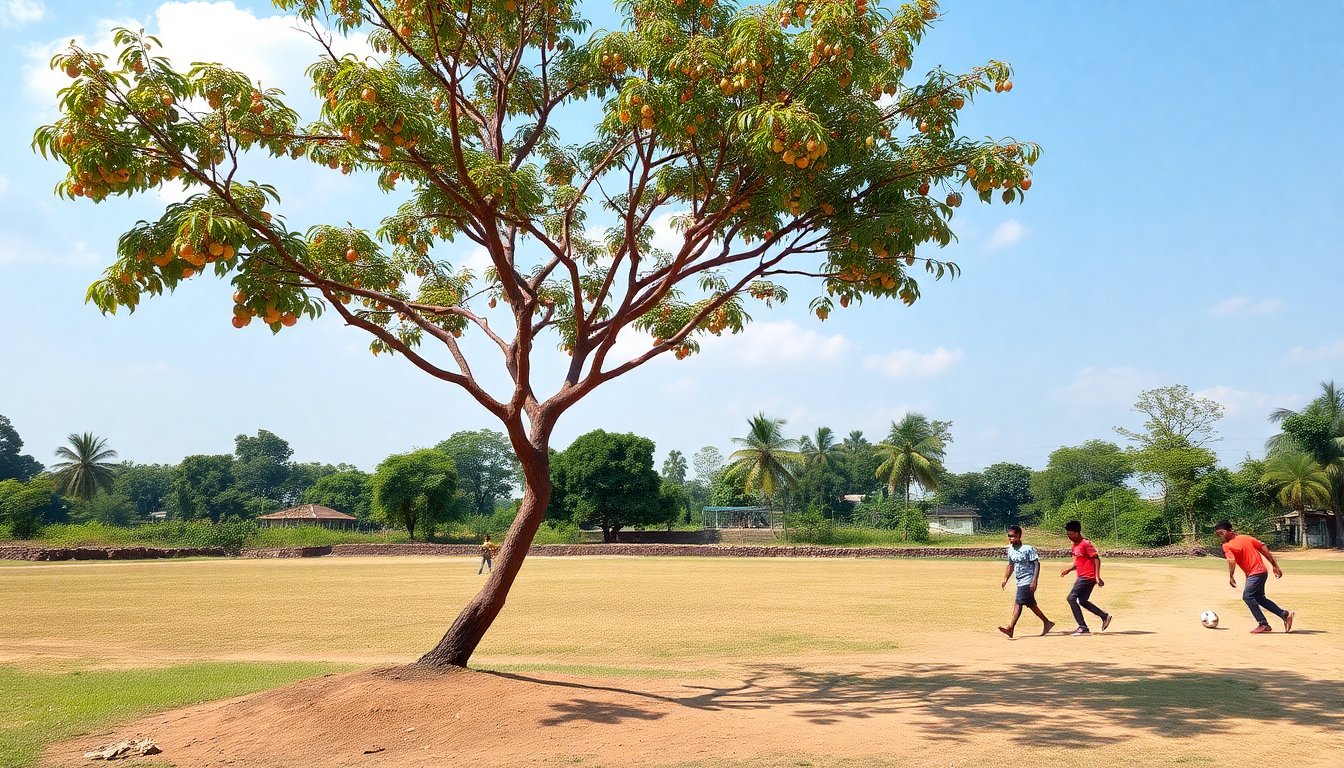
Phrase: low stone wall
[
  {"left": 329, "top": 543, "right": 1215, "bottom": 559},
  {"left": 0, "top": 545, "right": 226, "bottom": 561},
  {"left": 238, "top": 546, "right": 333, "bottom": 559},
  {"left": 0, "top": 541, "right": 1215, "bottom": 562}
]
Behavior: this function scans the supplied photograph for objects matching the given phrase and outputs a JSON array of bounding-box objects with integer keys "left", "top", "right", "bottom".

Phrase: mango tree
[{"left": 34, "top": 0, "right": 1038, "bottom": 666}]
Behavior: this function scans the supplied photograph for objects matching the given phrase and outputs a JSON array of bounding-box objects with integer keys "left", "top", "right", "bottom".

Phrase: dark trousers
[
  {"left": 1067, "top": 578, "right": 1107, "bottom": 629},
  {"left": 1242, "top": 572, "right": 1286, "bottom": 626},
  {"left": 478, "top": 554, "right": 492, "bottom": 574}
]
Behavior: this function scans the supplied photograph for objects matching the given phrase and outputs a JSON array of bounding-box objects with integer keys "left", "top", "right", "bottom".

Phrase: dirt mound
[
  {"left": 50, "top": 665, "right": 778, "bottom": 767},
  {"left": 48, "top": 655, "right": 1344, "bottom": 768}
]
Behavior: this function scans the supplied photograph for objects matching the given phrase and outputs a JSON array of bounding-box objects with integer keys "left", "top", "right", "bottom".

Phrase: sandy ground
[{"left": 20, "top": 553, "right": 1344, "bottom": 767}]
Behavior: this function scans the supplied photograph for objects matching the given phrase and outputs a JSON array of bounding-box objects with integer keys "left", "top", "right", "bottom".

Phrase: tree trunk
[
  {"left": 418, "top": 442, "right": 552, "bottom": 668},
  {"left": 602, "top": 524, "right": 613, "bottom": 543}
]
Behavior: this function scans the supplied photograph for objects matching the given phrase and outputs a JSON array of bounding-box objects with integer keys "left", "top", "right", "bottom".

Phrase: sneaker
[
  {"left": 1100, "top": 614, "right": 1113, "bottom": 632},
  {"left": 1041, "top": 620, "right": 1056, "bottom": 636},
  {"left": 1284, "top": 610, "right": 1295, "bottom": 633},
  {"left": 998, "top": 626, "right": 1014, "bottom": 638},
  {"left": 1250, "top": 624, "right": 1273, "bottom": 634},
  {"left": 1070, "top": 628, "right": 1090, "bottom": 636}
]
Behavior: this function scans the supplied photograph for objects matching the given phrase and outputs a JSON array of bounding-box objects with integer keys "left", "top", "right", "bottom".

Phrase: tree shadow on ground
[{"left": 489, "top": 663, "right": 1344, "bottom": 746}]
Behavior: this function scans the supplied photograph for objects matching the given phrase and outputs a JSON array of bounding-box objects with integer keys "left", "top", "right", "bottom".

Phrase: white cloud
[
  {"left": 1208, "top": 296, "right": 1282, "bottom": 318},
  {"left": 648, "top": 210, "right": 690, "bottom": 255},
  {"left": 1285, "top": 341, "right": 1344, "bottom": 363},
  {"left": 1, "top": 0, "right": 44, "bottom": 27},
  {"left": 1058, "top": 366, "right": 1162, "bottom": 406},
  {"left": 984, "top": 220, "right": 1028, "bottom": 251},
  {"left": 1194, "top": 385, "right": 1275, "bottom": 417},
  {"left": 861, "top": 347, "right": 963, "bottom": 378},
  {"left": 0, "top": 175, "right": 10, "bottom": 195},
  {"left": 24, "top": 2, "right": 373, "bottom": 116},
  {"left": 709, "top": 321, "right": 852, "bottom": 366}
]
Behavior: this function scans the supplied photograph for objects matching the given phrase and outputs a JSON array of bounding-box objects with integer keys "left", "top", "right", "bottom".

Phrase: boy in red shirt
[
  {"left": 1060, "top": 520, "right": 1113, "bottom": 636},
  {"left": 1214, "top": 520, "right": 1294, "bottom": 634}
]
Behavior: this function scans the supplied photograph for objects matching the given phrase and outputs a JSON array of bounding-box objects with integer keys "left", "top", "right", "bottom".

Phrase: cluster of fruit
[
  {"left": 770, "top": 136, "right": 828, "bottom": 170},
  {"left": 230, "top": 291, "right": 297, "bottom": 329}
]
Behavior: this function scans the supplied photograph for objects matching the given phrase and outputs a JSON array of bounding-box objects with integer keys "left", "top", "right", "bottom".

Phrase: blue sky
[{"left": 1, "top": 0, "right": 1341, "bottom": 475}]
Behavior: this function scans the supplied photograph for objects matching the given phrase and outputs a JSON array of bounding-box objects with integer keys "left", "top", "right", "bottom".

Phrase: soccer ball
[{"left": 1200, "top": 610, "right": 1219, "bottom": 629}]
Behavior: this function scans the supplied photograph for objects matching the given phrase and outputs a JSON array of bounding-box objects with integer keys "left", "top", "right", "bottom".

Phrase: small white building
[{"left": 928, "top": 506, "right": 981, "bottom": 535}]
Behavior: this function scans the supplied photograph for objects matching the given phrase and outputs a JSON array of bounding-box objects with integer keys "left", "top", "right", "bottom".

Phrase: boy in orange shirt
[{"left": 1214, "top": 520, "right": 1294, "bottom": 634}]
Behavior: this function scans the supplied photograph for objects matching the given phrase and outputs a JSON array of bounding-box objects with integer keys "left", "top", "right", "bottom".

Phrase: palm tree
[
  {"left": 874, "top": 413, "right": 949, "bottom": 508},
  {"left": 51, "top": 432, "right": 119, "bottom": 501},
  {"left": 1262, "top": 450, "right": 1332, "bottom": 549},
  {"left": 725, "top": 414, "right": 801, "bottom": 519},
  {"left": 1268, "top": 380, "right": 1344, "bottom": 546},
  {"left": 841, "top": 430, "right": 869, "bottom": 455},
  {"left": 799, "top": 426, "right": 842, "bottom": 508}
]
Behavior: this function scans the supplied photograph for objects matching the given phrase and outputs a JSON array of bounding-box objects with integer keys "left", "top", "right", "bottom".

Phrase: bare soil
[{"left": 33, "top": 553, "right": 1344, "bottom": 767}]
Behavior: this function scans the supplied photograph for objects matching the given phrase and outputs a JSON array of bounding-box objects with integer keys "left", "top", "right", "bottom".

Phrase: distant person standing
[
  {"left": 1214, "top": 520, "right": 1294, "bottom": 634},
  {"left": 478, "top": 534, "right": 499, "bottom": 574},
  {"left": 1060, "top": 520, "right": 1113, "bottom": 636},
  {"left": 998, "top": 525, "right": 1055, "bottom": 638}
]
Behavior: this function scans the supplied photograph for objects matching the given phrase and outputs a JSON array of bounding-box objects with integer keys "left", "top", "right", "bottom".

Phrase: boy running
[
  {"left": 1214, "top": 520, "right": 1294, "bottom": 634},
  {"left": 998, "top": 525, "right": 1055, "bottom": 638},
  {"left": 478, "top": 534, "right": 499, "bottom": 574},
  {"left": 1060, "top": 520, "right": 1113, "bottom": 636}
]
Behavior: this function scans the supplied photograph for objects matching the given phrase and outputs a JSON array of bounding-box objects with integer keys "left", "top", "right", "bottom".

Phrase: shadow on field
[{"left": 492, "top": 663, "right": 1344, "bottom": 745}]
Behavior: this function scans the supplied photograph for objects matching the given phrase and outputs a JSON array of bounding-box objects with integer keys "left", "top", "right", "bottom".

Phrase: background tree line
[{"left": 5, "top": 379, "right": 1342, "bottom": 547}]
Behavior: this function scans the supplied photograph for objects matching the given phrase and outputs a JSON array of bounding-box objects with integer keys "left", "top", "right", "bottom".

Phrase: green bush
[
  {"left": 784, "top": 505, "right": 835, "bottom": 545},
  {"left": 1116, "top": 506, "right": 1170, "bottom": 548},
  {"left": 533, "top": 520, "right": 581, "bottom": 545},
  {"left": 36, "top": 520, "right": 257, "bottom": 554},
  {"left": 900, "top": 506, "right": 931, "bottom": 543}
]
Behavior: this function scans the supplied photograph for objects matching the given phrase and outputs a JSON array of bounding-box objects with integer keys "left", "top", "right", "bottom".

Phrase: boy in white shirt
[{"left": 998, "top": 525, "right": 1055, "bottom": 638}]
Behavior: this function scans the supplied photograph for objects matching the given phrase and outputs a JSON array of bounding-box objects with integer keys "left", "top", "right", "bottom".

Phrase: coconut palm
[
  {"left": 1262, "top": 450, "right": 1332, "bottom": 549},
  {"left": 798, "top": 426, "right": 843, "bottom": 507},
  {"left": 841, "top": 430, "right": 869, "bottom": 455},
  {"left": 874, "top": 413, "right": 949, "bottom": 507},
  {"left": 1268, "top": 380, "right": 1344, "bottom": 545},
  {"left": 725, "top": 413, "right": 801, "bottom": 513},
  {"left": 50, "top": 432, "right": 119, "bottom": 501},
  {"left": 800, "top": 427, "right": 837, "bottom": 464}
]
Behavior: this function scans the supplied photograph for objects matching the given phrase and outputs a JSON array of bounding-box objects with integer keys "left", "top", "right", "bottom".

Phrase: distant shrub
[
  {"left": 37, "top": 520, "right": 257, "bottom": 554},
  {"left": 533, "top": 520, "right": 581, "bottom": 545},
  {"left": 784, "top": 505, "right": 835, "bottom": 545},
  {"left": 1116, "top": 507, "right": 1170, "bottom": 548},
  {"left": 900, "top": 506, "right": 931, "bottom": 543}
]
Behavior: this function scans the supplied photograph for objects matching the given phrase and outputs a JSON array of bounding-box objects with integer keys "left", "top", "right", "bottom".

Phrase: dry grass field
[{"left": 3, "top": 552, "right": 1342, "bottom": 767}]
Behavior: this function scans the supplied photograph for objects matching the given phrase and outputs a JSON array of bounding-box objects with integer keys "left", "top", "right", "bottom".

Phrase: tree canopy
[
  {"left": 371, "top": 448, "right": 459, "bottom": 539},
  {"left": 35, "top": 0, "right": 1039, "bottom": 667},
  {"left": 0, "top": 416, "right": 44, "bottom": 484},
  {"left": 436, "top": 430, "right": 521, "bottom": 518},
  {"left": 548, "top": 429, "right": 669, "bottom": 541}
]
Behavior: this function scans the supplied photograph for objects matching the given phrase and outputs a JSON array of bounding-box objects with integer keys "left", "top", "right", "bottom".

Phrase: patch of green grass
[{"left": 0, "top": 661, "right": 345, "bottom": 768}]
